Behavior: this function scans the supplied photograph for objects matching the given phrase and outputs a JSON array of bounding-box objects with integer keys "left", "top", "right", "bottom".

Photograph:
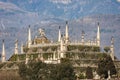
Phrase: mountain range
[{"left": 0, "top": 0, "right": 120, "bottom": 59}]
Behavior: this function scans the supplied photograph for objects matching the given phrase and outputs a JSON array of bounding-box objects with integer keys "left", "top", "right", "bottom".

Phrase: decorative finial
[
  {"left": 98, "top": 22, "right": 99, "bottom": 26},
  {"left": 59, "top": 26, "right": 61, "bottom": 29},
  {"left": 2, "top": 39, "right": 6, "bottom": 62},
  {"left": 82, "top": 30, "right": 85, "bottom": 34},
  {"left": 111, "top": 36, "right": 114, "bottom": 39},
  {"left": 61, "top": 34, "right": 63, "bottom": 37},
  {"left": 66, "top": 21, "right": 68, "bottom": 24},
  {"left": 15, "top": 39, "right": 18, "bottom": 43},
  {"left": 2, "top": 39, "right": 4, "bottom": 43},
  {"left": 111, "top": 36, "right": 114, "bottom": 43},
  {"left": 29, "top": 25, "right": 30, "bottom": 28}
]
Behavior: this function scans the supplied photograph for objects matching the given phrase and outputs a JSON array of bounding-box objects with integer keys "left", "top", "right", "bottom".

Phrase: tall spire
[
  {"left": 97, "top": 22, "right": 100, "bottom": 47},
  {"left": 65, "top": 21, "right": 69, "bottom": 44},
  {"left": 60, "top": 35, "right": 64, "bottom": 58},
  {"left": 14, "top": 39, "right": 18, "bottom": 54},
  {"left": 110, "top": 36, "right": 114, "bottom": 61},
  {"left": 60, "top": 35, "right": 63, "bottom": 52},
  {"left": 28, "top": 25, "right": 32, "bottom": 48},
  {"left": 58, "top": 26, "right": 61, "bottom": 42},
  {"left": 81, "top": 30, "right": 85, "bottom": 44},
  {"left": 21, "top": 43, "right": 23, "bottom": 54},
  {"left": 2, "top": 40, "right": 6, "bottom": 62}
]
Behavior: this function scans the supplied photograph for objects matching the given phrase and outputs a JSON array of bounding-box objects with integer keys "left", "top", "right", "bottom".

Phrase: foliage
[
  {"left": 60, "top": 58, "right": 70, "bottom": 63},
  {"left": 78, "top": 73, "right": 86, "bottom": 79},
  {"left": 23, "top": 47, "right": 29, "bottom": 53},
  {"left": 19, "top": 59, "right": 76, "bottom": 80},
  {"left": 41, "top": 46, "right": 57, "bottom": 51},
  {"left": 0, "top": 70, "right": 22, "bottom": 80},
  {"left": 43, "top": 53, "right": 53, "bottom": 60},
  {"left": 97, "top": 53, "right": 108, "bottom": 59},
  {"left": 7, "top": 62, "right": 15, "bottom": 68},
  {"left": 49, "top": 58, "right": 76, "bottom": 80},
  {"left": 18, "top": 54, "right": 26, "bottom": 60},
  {"left": 0, "top": 63, "right": 6, "bottom": 69},
  {"left": 51, "top": 46, "right": 58, "bottom": 51},
  {"left": 42, "top": 47, "right": 49, "bottom": 51},
  {"left": 8, "top": 54, "right": 17, "bottom": 61},
  {"left": 55, "top": 63, "right": 76, "bottom": 80},
  {"left": 66, "top": 52, "right": 104, "bottom": 60},
  {"left": 9, "top": 54, "right": 26, "bottom": 61},
  {"left": 67, "top": 45, "right": 100, "bottom": 52},
  {"left": 97, "top": 54, "right": 117, "bottom": 78},
  {"left": 18, "top": 62, "right": 28, "bottom": 80},
  {"left": 32, "top": 47, "right": 37, "bottom": 52},
  {"left": 29, "top": 54, "right": 38, "bottom": 60},
  {"left": 104, "top": 46, "right": 110, "bottom": 53},
  {"left": 92, "top": 46, "right": 100, "bottom": 52},
  {"left": 19, "top": 61, "right": 47, "bottom": 80},
  {"left": 86, "top": 66, "right": 93, "bottom": 79}
]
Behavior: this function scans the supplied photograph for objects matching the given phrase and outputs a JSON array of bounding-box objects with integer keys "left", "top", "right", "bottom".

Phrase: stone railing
[
  {"left": 73, "top": 63, "right": 97, "bottom": 68},
  {"left": 69, "top": 42, "right": 98, "bottom": 46},
  {"left": 30, "top": 43, "right": 59, "bottom": 47},
  {"left": 30, "top": 41, "right": 99, "bottom": 48}
]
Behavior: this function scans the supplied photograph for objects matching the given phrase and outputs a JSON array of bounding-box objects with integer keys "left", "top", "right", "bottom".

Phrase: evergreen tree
[
  {"left": 19, "top": 58, "right": 76, "bottom": 80},
  {"left": 97, "top": 54, "right": 117, "bottom": 78},
  {"left": 86, "top": 66, "right": 93, "bottom": 79},
  {"left": 19, "top": 61, "right": 47, "bottom": 80},
  {"left": 104, "top": 46, "right": 110, "bottom": 53}
]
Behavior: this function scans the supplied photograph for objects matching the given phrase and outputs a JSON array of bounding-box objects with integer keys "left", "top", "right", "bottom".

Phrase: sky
[{"left": 0, "top": 0, "right": 120, "bottom": 59}]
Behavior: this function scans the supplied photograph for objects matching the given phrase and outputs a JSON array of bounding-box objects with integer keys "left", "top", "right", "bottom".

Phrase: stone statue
[
  {"left": 107, "top": 70, "right": 111, "bottom": 80},
  {"left": 93, "top": 71, "right": 100, "bottom": 79},
  {"left": 39, "top": 28, "right": 45, "bottom": 36}
]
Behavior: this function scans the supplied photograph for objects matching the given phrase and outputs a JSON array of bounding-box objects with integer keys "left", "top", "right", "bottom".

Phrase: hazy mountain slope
[{"left": 0, "top": 0, "right": 120, "bottom": 59}]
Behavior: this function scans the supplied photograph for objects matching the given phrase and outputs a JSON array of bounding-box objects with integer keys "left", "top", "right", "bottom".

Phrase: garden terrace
[
  {"left": 9, "top": 52, "right": 58, "bottom": 61},
  {"left": 0, "top": 61, "right": 22, "bottom": 70},
  {"left": 67, "top": 45, "right": 100, "bottom": 52},
  {"left": 65, "top": 52, "right": 107, "bottom": 59},
  {"left": 23, "top": 45, "right": 58, "bottom": 53}
]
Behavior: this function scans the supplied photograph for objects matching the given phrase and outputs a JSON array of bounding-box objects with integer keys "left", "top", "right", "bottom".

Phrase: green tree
[
  {"left": 104, "top": 46, "right": 110, "bottom": 53},
  {"left": 19, "top": 61, "right": 47, "bottom": 80},
  {"left": 49, "top": 58, "right": 76, "bottom": 80},
  {"left": 57, "top": 63, "right": 76, "bottom": 80},
  {"left": 32, "top": 47, "right": 37, "bottom": 52},
  {"left": 78, "top": 73, "right": 86, "bottom": 79},
  {"left": 18, "top": 62, "right": 28, "bottom": 80},
  {"left": 19, "top": 59, "right": 76, "bottom": 80},
  {"left": 97, "top": 54, "right": 117, "bottom": 78},
  {"left": 23, "top": 47, "right": 29, "bottom": 53},
  {"left": 86, "top": 66, "right": 93, "bottom": 79}
]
